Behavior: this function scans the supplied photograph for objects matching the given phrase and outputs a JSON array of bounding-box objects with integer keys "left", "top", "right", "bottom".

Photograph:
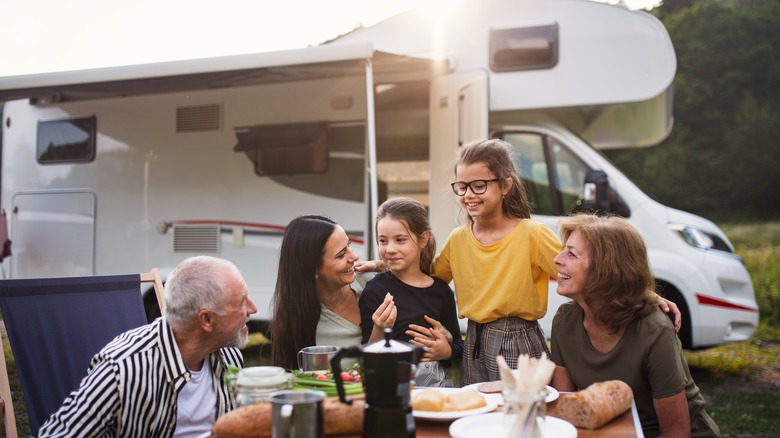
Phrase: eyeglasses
[{"left": 450, "top": 178, "right": 501, "bottom": 196}]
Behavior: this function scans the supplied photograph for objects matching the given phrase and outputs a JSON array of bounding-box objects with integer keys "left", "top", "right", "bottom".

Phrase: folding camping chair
[{"left": 0, "top": 268, "right": 163, "bottom": 437}]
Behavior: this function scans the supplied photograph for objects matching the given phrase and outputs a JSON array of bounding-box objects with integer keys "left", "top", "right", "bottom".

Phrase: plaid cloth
[{"left": 460, "top": 317, "right": 551, "bottom": 386}]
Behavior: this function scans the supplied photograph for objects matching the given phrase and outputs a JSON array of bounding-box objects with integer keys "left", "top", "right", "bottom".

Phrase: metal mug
[
  {"left": 297, "top": 346, "right": 339, "bottom": 372},
  {"left": 270, "top": 390, "right": 325, "bottom": 438}
]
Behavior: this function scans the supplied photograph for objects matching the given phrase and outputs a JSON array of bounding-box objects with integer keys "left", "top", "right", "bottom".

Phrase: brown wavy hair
[
  {"left": 376, "top": 197, "right": 436, "bottom": 275},
  {"left": 455, "top": 138, "right": 532, "bottom": 222},
  {"left": 559, "top": 214, "right": 657, "bottom": 333}
]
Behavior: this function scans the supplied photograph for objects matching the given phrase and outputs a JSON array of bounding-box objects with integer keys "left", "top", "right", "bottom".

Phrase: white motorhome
[{"left": 0, "top": 0, "right": 758, "bottom": 348}]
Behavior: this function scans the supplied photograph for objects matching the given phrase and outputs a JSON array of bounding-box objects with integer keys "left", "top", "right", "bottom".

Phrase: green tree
[{"left": 605, "top": 0, "right": 780, "bottom": 221}]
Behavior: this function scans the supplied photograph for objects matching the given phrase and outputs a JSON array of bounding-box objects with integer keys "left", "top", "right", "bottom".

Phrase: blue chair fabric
[{"left": 0, "top": 274, "right": 149, "bottom": 436}]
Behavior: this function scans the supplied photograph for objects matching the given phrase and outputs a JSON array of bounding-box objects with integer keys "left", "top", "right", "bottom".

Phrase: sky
[{"left": 0, "top": 0, "right": 661, "bottom": 77}]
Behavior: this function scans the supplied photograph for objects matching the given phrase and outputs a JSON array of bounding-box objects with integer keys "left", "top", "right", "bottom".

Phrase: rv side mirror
[
  {"left": 578, "top": 170, "right": 610, "bottom": 213},
  {"left": 575, "top": 170, "right": 631, "bottom": 217}
]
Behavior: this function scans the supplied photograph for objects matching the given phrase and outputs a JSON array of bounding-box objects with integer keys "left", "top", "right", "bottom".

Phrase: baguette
[
  {"left": 551, "top": 380, "right": 633, "bottom": 430},
  {"left": 211, "top": 396, "right": 365, "bottom": 437}
]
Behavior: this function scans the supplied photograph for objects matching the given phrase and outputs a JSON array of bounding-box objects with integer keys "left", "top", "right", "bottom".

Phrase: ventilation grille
[
  {"left": 176, "top": 104, "right": 223, "bottom": 133},
  {"left": 173, "top": 225, "right": 221, "bottom": 253}
]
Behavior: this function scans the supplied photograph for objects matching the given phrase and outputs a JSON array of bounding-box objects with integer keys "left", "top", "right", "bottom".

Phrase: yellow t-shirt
[{"left": 432, "top": 219, "right": 562, "bottom": 323}]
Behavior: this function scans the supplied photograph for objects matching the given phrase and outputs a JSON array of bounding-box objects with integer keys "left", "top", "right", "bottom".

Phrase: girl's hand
[
  {"left": 407, "top": 324, "right": 452, "bottom": 362},
  {"left": 368, "top": 296, "right": 397, "bottom": 342}
]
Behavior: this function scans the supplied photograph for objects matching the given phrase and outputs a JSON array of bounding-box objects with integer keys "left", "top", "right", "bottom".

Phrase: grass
[{"left": 684, "top": 321, "right": 780, "bottom": 437}]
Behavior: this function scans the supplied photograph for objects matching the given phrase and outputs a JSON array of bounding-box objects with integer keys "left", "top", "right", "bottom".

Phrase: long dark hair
[
  {"left": 270, "top": 214, "right": 338, "bottom": 370},
  {"left": 456, "top": 138, "right": 532, "bottom": 222},
  {"left": 376, "top": 197, "right": 436, "bottom": 275}
]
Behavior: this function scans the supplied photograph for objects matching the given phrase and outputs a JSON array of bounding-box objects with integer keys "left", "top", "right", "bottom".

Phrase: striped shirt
[{"left": 38, "top": 318, "right": 243, "bottom": 437}]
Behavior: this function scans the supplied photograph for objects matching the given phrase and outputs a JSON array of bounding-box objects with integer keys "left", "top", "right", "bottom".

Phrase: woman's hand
[
  {"left": 657, "top": 295, "right": 682, "bottom": 333},
  {"left": 406, "top": 316, "right": 453, "bottom": 362},
  {"left": 354, "top": 260, "right": 387, "bottom": 273}
]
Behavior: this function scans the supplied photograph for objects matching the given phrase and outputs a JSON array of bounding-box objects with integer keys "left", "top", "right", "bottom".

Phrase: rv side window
[
  {"left": 489, "top": 23, "right": 559, "bottom": 72},
  {"left": 36, "top": 116, "right": 97, "bottom": 164},
  {"left": 233, "top": 122, "right": 328, "bottom": 175},
  {"left": 505, "top": 133, "right": 555, "bottom": 215},
  {"left": 549, "top": 139, "right": 589, "bottom": 213},
  {"left": 233, "top": 122, "right": 366, "bottom": 202},
  {"left": 502, "top": 132, "right": 589, "bottom": 216}
]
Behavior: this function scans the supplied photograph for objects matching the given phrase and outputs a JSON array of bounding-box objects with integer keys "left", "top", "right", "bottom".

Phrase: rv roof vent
[
  {"left": 173, "top": 225, "right": 221, "bottom": 253},
  {"left": 176, "top": 103, "right": 223, "bottom": 133}
]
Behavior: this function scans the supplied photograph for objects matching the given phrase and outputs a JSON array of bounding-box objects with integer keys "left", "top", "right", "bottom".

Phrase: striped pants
[{"left": 460, "top": 317, "right": 550, "bottom": 386}]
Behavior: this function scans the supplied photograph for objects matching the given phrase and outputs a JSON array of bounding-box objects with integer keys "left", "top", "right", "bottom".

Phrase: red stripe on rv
[
  {"left": 696, "top": 294, "right": 758, "bottom": 312},
  {"left": 167, "top": 219, "right": 365, "bottom": 245}
]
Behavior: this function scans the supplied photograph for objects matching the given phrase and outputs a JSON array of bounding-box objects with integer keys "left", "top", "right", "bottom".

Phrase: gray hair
[{"left": 164, "top": 255, "right": 242, "bottom": 328}]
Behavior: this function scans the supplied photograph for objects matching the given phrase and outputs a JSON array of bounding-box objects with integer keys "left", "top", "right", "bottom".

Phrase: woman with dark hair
[
  {"left": 551, "top": 214, "right": 719, "bottom": 437},
  {"left": 269, "top": 214, "right": 366, "bottom": 370}
]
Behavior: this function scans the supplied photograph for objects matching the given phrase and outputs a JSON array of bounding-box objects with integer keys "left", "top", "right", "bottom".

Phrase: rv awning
[{"left": 0, "top": 43, "right": 449, "bottom": 103}]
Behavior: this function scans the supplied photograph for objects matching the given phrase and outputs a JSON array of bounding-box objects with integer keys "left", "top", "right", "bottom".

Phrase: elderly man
[{"left": 38, "top": 256, "right": 257, "bottom": 437}]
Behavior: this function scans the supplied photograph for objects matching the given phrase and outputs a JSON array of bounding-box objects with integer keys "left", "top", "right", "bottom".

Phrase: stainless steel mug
[
  {"left": 297, "top": 346, "right": 339, "bottom": 372},
  {"left": 270, "top": 390, "right": 325, "bottom": 438}
]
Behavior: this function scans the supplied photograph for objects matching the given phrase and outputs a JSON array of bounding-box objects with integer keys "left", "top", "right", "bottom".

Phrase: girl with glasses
[{"left": 431, "top": 138, "right": 561, "bottom": 385}]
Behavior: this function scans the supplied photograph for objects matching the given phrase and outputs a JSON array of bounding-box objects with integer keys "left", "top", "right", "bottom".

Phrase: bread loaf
[
  {"left": 211, "top": 397, "right": 365, "bottom": 437},
  {"left": 551, "top": 380, "right": 633, "bottom": 430},
  {"left": 411, "top": 389, "right": 445, "bottom": 411},
  {"left": 211, "top": 402, "right": 272, "bottom": 438},
  {"left": 412, "top": 389, "right": 487, "bottom": 412},
  {"left": 442, "top": 390, "right": 488, "bottom": 412}
]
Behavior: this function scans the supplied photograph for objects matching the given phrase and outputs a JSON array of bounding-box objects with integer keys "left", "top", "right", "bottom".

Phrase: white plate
[
  {"left": 461, "top": 383, "right": 560, "bottom": 405},
  {"left": 449, "top": 412, "right": 577, "bottom": 438},
  {"left": 411, "top": 387, "right": 500, "bottom": 422}
]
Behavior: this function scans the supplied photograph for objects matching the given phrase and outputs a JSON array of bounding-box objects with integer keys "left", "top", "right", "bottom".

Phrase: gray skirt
[{"left": 460, "top": 317, "right": 550, "bottom": 386}]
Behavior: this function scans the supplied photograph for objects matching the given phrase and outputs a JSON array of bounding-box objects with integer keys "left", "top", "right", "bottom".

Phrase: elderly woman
[
  {"left": 550, "top": 214, "right": 720, "bottom": 438},
  {"left": 269, "top": 214, "right": 376, "bottom": 370}
]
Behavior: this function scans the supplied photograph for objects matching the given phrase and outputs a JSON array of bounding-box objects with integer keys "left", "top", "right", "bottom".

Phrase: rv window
[
  {"left": 234, "top": 122, "right": 328, "bottom": 175},
  {"left": 489, "top": 23, "right": 559, "bottom": 72},
  {"left": 36, "top": 116, "right": 97, "bottom": 164},
  {"left": 234, "top": 123, "right": 365, "bottom": 202},
  {"left": 504, "top": 132, "right": 555, "bottom": 215}
]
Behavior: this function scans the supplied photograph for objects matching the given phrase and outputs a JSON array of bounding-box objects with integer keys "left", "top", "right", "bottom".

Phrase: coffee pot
[{"left": 331, "top": 329, "right": 424, "bottom": 437}]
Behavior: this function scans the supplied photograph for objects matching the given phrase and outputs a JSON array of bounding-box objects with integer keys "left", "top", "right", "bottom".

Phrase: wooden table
[{"left": 414, "top": 399, "right": 642, "bottom": 437}]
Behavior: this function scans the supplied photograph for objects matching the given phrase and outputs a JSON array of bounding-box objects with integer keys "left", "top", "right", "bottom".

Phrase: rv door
[{"left": 429, "top": 69, "right": 488, "bottom": 242}]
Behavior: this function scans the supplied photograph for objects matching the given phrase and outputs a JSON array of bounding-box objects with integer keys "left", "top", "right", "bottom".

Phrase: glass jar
[
  {"left": 502, "top": 388, "right": 547, "bottom": 438},
  {"left": 233, "top": 366, "right": 291, "bottom": 406}
]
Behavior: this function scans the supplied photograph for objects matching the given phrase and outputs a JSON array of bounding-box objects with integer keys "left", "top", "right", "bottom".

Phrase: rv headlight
[
  {"left": 668, "top": 224, "right": 734, "bottom": 254},
  {"left": 669, "top": 225, "right": 714, "bottom": 249}
]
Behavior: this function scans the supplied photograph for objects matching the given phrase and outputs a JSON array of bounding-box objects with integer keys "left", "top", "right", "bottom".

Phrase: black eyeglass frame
[{"left": 450, "top": 178, "right": 501, "bottom": 196}]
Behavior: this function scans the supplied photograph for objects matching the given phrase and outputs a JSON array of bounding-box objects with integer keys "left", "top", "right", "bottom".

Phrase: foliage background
[{"left": 603, "top": 0, "right": 780, "bottom": 222}]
